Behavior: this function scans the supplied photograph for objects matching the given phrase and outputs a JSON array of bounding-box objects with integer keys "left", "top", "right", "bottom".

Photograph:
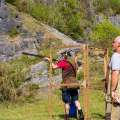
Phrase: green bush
[
  {"left": 93, "top": 0, "right": 108, "bottom": 13},
  {"left": 30, "top": 3, "right": 49, "bottom": 22},
  {"left": 90, "top": 19, "right": 120, "bottom": 49},
  {"left": 110, "top": 0, "right": 120, "bottom": 14},
  {"left": 10, "top": 0, "right": 84, "bottom": 39},
  {"left": 6, "top": 0, "right": 16, "bottom": 4},
  {"left": 77, "top": 71, "right": 84, "bottom": 81},
  {"left": 54, "top": 0, "right": 84, "bottom": 38},
  {"left": 15, "top": 0, "right": 28, "bottom": 12},
  {"left": 8, "top": 27, "right": 19, "bottom": 37},
  {"left": 0, "top": 55, "right": 40, "bottom": 101},
  {"left": 0, "top": 62, "right": 27, "bottom": 101},
  {"left": 66, "top": 13, "right": 84, "bottom": 38}
]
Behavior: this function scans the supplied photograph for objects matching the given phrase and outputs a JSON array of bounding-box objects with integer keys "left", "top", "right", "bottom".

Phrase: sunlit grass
[{"left": 0, "top": 88, "right": 104, "bottom": 120}]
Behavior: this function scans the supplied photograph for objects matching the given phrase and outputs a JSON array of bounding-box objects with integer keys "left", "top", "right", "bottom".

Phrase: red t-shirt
[{"left": 56, "top": 59, "right": 70, "bottom": 70}]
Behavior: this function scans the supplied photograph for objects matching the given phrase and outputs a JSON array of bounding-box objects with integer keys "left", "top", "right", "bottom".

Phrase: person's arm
[
  {"left": 51, "top": 63, "right": 58, "bottom": 69},
  {"left": 111, "top": 70, "right": 120, "bottom": 102},
  {"left": 111, "top": 70, "right": 119, "bottom": 91}
]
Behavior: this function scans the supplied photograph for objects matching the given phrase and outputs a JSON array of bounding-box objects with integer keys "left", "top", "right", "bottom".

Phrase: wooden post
[
  {"left": 83, "top": 44, "right": 90, "bottom": 120},
  {"left": 104, "top": 48, "right": 109, "bottom": 77},
  {"left": 104, "top": 49, "right": 112, "bottom": 120},
  {"left": 48, "top": 46, "right": 54, "bottom": 120}
]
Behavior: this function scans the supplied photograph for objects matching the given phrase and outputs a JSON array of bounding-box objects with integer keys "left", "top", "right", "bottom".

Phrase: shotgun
[{"left": 22, "top": 52, "right": 57, "bottom": 61}]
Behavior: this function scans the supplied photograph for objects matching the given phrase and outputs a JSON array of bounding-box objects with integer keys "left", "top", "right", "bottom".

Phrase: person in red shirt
[{"left": 46, "top": 52, "right": 84, "bottom": 120}]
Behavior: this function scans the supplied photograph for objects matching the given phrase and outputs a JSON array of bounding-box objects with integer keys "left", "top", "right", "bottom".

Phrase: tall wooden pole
[
  {"left": 104, "top": 48, "right": 109, "bottom": 77},
  {"left": 104, "top": 49, "right": 112, "bottom": 120},
  {"left": 48, "top": 46, "right": 54, "bottom": 120},
  {"left": 83, "top": 44, "right": 90, "bottom": 120}
]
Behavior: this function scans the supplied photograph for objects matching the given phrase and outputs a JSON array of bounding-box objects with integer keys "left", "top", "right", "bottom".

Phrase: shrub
[
  {"left": 30, "top": 3, "right": 47, "bottom": 21},
  {"left": 93, "top": 0, "right": 109, "bottom": 13},
  {"left": 15, "top": 0, "right": 28, "bottom": 12},
  {"left": 77, "top": 71, "right": 84, "bottom": 81},
  {"left": 0, "top": 55, "right": 40, "bottom": 101},
  {"left": 55, "top": 0, "right": 84, "bottom": 38},
  {"left": 110, "top": 0, "right": 120, "bottom": 14},
  {"left": 0, "top": 61, "right": 28, "bottom": 101},
  {"left": 6, "top": 0, "right": 16, "bottom": 5},
  {"left": 90, "top": 19, "right": 120, "bottom": 49},
  {"left": 8, "top": 27, "right": 19, "bottom": 37},
  {"left": 66, "top": 13, "right": 84, "bottom": 39}
]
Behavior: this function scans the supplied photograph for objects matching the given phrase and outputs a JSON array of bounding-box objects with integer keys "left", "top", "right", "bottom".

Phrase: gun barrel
[
  {"left": 22, "top": 52, "right": 43, "bottom": 58},
  {"left": 22, "top": 52, "right": 57, "bottom": 61}
]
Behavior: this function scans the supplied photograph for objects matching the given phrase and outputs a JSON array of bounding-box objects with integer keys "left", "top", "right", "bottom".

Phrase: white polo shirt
[{"left": 109, "top": 52, "right": 120, "bottom": 71}]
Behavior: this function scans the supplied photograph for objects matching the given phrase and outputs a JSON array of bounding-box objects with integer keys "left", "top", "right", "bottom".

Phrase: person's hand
[
  {"left": 105, "top": 81, "right": 108, "bottom": 93},
  {"left": 112, "top": 91, "right": 118, "bottom": 102},
  {"left": 44, "top": 57, "right": 50, "bottom": 62},
  {"left": 81, "top": 80, "right": 87, "bottom": 88}
]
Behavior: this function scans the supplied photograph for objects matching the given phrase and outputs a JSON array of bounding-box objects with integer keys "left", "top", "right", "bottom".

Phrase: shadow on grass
[
  {"left": 58, "top": 114, "right": 65, "bottom": 119},
  {"left": 52, "top": 114, "right": 65, "bottom": 119},
  {"left": 53, "top": 114, "right": 77, "bottom": 119},
  {"left": 92, "top": 113, "right": 105, "bottom": 119}
]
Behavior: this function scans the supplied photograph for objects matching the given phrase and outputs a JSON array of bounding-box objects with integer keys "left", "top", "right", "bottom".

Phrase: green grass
[
  {"left": 89, "top": 90, "right": 105, "bottom": 119},
  {"left": 0, "top": 88, "right": 105, "bottom": 120}
]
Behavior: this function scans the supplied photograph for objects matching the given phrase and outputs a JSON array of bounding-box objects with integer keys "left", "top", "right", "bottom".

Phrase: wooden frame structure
[{"left": 47, "top": 44, "right": 109, "bottom": 120}]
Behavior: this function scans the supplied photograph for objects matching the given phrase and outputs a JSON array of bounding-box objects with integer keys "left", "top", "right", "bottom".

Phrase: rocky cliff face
[
  {"left": 4, "top": 0, "right": 120, "bottom": 62},
  {"left": 0, "top": 2, "right": 21, "bottom": 33},
  {"left": 0, "top": 32, "right": 45, "bottom": 61},
  {"left": 95, "top": 14, "right": 120, "bottom": 27},
  {"left": 0, "top": 1, "right": 45, "bottom": 61},
  {"left": 0, "top": 2, "right": 80, "bottom": 61}
]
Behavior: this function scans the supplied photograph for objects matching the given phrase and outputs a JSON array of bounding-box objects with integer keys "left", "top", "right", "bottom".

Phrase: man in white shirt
[{"left": 106, "top": 36, "right": 120, "bottom": 120}]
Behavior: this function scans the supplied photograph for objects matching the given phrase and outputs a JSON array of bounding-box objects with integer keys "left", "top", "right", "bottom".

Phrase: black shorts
[{"left": 62, "top": 88, "right": 79, "bottom": 103}]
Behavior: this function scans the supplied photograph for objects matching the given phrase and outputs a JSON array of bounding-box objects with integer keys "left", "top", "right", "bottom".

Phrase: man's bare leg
[
  {"left": 75, "top": 100, "right": 84, "bottom": 120},
  {"left": 64, "top": 103, "right": 70, "bottom": 120},
  {"left": 75, "top": 100, "right": 81, "bottom": 110}
]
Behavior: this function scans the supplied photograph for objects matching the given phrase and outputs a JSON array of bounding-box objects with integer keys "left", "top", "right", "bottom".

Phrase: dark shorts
[{"left": 62, "top": 88, "right": 79, "bottom": 103}]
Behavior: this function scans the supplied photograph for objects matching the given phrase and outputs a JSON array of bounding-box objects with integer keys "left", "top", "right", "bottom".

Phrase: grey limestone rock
[{"left": 0, "top": 4, "right": 9, "bottom": 19}]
